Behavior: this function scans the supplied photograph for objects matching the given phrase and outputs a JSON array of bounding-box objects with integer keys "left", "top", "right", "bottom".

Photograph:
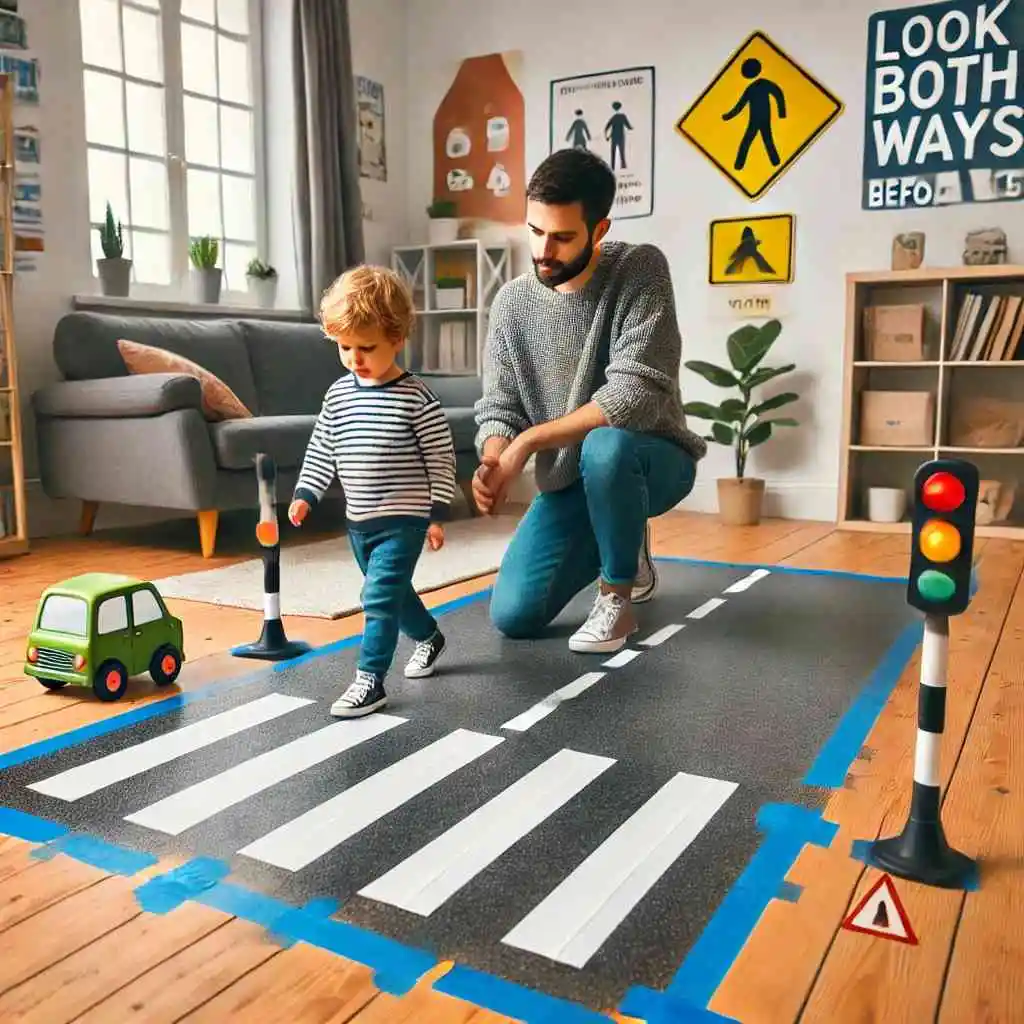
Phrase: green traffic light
[{"left": 918, "top": 569, "right": 956, "bottom": 602}]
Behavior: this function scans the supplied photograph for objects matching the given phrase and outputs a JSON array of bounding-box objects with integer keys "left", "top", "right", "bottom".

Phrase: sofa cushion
[
  {"left": 117, "top": 339, "right": 252, "bottom": 421},
  {"left": 209, "top": 415, "right": 317, "bottom": 471},
  {"left": 54, "top": 312, "right": 261, "bottom": 415},
  {"left": 445, "top": 407, "right": 477, "bottom": 452},
  {"left": 239, "top": 320, "right": 345, "bottom": 416}
]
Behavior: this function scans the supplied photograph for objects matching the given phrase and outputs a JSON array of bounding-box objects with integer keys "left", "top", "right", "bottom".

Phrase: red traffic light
[{"left": 921, "top": 471, "right": 965, "bottom": 512}]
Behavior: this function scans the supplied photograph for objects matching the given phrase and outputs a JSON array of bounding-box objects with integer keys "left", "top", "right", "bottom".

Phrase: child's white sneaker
[
  {"left": 404, "top": 629, "right": 446, "bottom": 678},
  {"left": 331, "top": 670, "right": 387, "bottom": 717}
]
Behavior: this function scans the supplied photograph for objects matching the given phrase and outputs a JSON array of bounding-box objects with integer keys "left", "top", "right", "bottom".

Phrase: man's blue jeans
[
  {"left": 349, "top": 522, "right": 437, "bottom": 677},
  {"left": 490, "top": 427, "right": 697, "bottom": 638}
]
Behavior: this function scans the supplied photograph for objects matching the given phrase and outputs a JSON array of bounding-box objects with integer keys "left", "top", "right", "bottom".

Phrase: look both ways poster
[{"left": 863, "top": 0, "right": 1023, "bottom": 209}]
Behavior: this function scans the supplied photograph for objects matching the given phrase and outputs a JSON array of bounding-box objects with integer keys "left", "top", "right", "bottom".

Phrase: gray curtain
[{"left": 292, "top": 0, "right": 365, "bottom": 313}]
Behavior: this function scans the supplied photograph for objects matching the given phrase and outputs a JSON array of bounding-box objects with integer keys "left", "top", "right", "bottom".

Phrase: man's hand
[
  {"left": 427, "top": 523, "right": 444, "bottom": 550},
  {"left": 472, "top": 454, "right": 508, "bottom": 515},
  {"left": 288, "top": 499, "right": 310, "bottom": 527}
]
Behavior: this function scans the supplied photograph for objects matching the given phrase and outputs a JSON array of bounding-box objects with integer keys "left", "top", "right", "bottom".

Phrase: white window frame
[{"left": 81, "top": 0, "right": 267, "bottom": 303}]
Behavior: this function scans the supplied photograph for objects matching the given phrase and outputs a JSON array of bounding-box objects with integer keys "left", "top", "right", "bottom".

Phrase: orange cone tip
[{"left": 255, "top": 521, "right": 279, "bottom": 547}]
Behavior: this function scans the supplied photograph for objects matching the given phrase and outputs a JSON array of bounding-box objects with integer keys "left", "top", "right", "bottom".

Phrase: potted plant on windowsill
[
  {"left": 190, "top": 235, "right": 221, "bottom": 304},
  {"left": 96, "top": 202, "right": 131, "bottom": 297},
  {"left": 426, "top": 198, "right": 459, "bottom": 245},
  {"left": 246, "top": 258, "right": 277, "bottom": 308},
  {"left": 683, "top": 319, "right": 799, "bottom": 526}
]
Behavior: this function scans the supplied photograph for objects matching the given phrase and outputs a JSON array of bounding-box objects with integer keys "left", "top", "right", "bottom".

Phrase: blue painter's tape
[
  {"left": 434, "top": 964, "right": 614, "bottom": 1024},
  {"left": 31, "top": 832, "right": 157, "bottom": 876},
  {"left": 134, "top": 857, "right": 231, "bottom": 914},
  {"left": 653, "top": 555, "right": 908, "bottom": 586},
  {"left": 776, "top": 880, "right": 802, "bottom": 903},
  {"left": 0, "top": 806, "right": 69, "bottom": 843},
  {"left": 803, "top": 619, "right": 923, "bottom": 790},
  {"left": 619, "top": 802, "right": 838, "bottom": 1021},
  {"left": 615, "top": 987, "right": 740, "bottom": 1023}
]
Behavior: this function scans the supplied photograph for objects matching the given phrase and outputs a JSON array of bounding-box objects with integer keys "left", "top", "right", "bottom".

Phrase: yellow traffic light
[{"left": 920, "top": 518, "right": 960, "bottom": 563}]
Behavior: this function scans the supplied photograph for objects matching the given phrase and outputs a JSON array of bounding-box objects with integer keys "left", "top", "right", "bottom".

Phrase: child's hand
[
  {"left": 288, "top": 499, "right": 310, "bottom": 527},
  {"left": 427, "top": 523, "right": 444, "bottom": 550}
]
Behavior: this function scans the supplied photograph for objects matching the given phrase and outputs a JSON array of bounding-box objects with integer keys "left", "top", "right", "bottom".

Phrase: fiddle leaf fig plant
[{"left": 683, "top": 319, "right": 799, "bottom": 479}]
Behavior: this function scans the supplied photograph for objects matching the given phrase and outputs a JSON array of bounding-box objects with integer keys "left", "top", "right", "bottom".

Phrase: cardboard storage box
[
  {"left": 863, "top": 303, "right": 925, "bottom": 361},
  {"left": 860, "top": 390, "right": 934, "bottom": 446}
]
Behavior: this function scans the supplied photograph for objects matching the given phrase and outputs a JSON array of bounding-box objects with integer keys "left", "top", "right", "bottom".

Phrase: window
[
  {"left": 132, "top": 588, "right": 165, "bottom": 625},
  {"left": 97, "top": 595, "right": 130, "bottom": 634},
  {"left": 80, "top": 0, "right": 263, "bottom": 296},
  {"left": 39, "top": 596, "right": 88, "bottom": 636}
]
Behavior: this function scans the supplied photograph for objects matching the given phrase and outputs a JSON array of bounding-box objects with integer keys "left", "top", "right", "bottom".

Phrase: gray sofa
[{"left": 32, "top": 311, "right": 483, "bottom": 557}]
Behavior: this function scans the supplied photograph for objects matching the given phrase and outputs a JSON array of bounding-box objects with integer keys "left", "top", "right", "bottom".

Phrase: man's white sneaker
[
  {"left": 632, "top": 522, "right": 658, "bottom": 604},
  {"left": 331, "top": 670, "right": 387, "bottom": 717},
  {"left": 568, "top": 591, "right": 638, "bottom": 653}
]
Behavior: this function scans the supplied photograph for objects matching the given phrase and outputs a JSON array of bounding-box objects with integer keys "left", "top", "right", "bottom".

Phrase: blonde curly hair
[{"left": 319, "top": 264, "right": 415, "bottom": 342}]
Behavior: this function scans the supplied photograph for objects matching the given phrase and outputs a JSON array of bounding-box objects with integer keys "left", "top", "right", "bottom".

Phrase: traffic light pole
[
  {"left": 232, "top": 453, "right": 311, "bottom": 663},
  {"left": 867, "top": 611, "right": 977, "bottom": 888}
]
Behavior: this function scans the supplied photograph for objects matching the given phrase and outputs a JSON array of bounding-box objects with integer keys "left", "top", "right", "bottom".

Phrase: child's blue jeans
[{"left": 348, "top": 522, "right": 437, "bottom": 679}]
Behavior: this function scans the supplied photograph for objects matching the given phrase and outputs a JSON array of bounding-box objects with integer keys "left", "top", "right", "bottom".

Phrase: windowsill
[{"left": 72, "top": 293, "right": 314, "bottom": 323}]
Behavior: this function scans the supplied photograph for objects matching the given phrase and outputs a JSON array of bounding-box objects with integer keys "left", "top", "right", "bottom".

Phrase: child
[{"left": 289, "top": 264, "right": 456, "bottom": 718}]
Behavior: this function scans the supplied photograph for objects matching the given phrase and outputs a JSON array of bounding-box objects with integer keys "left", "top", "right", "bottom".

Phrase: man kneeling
[{"left": 472, "top": 148, "right": 706, "bottom": 653}]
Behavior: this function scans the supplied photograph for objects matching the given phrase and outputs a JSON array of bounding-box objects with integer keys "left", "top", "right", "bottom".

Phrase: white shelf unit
[
  {"left": 838, "top": 265, "right": 1024, "bottom": 540},
  {"left": 391, "top": 239, "right": 511, "bottom": 378}
]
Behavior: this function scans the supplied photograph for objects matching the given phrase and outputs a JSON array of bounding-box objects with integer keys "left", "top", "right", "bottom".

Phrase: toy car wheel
[
  {"left": 150, "top": 644, "right": 183, "bottom": 686},
  {"left": 93, "top": 660, "right": 129, "bottom": 702},
  {"left": 37, "top": 678, "right": 68, "bottom": 690}
]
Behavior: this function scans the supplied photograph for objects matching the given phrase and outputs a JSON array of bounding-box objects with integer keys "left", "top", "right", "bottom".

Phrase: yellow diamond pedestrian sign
[
  {"left": 676, "top": 31, "right": 843, "bottom": 200},
  {"left": 709, "top": 214, "right": 794, "bottom": 285}
]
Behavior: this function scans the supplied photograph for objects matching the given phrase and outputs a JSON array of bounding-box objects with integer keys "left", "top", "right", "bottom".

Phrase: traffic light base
[
  {"left": 868, "top": 820, "right": 978, "bottom": 890},
  {"left": 232, "top": 618, "right": 312, "bottom": 662}
]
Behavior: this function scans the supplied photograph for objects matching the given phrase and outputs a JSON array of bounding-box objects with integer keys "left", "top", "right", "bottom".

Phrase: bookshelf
[
  {"left": 838, "top": 264, "right": 1024, "bottom": 540},
  {"left": 391, "top": 238, "right": 512, "bottom": 378},
  {"left": 0, "top": 73, "right": 27, "bottom": 559}
]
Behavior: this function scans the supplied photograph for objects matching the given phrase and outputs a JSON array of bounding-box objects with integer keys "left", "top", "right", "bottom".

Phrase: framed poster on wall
[
  {"left": 549, "top": 65, "right": 655, "bottom": 218},
  {"left": 863, "top": 0, "right": 1024, "bottom": 210}
]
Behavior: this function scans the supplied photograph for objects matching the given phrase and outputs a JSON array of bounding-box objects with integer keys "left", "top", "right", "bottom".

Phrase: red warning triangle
[{"left": 841, "top": 874, "right": 918, "bottom": 945}]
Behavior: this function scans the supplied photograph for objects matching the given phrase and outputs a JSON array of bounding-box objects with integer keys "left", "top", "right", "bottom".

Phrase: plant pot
[
  {"left": 247, "top": 275, "right": 277, "bottom": 309},
  {"left": 192, "top": 267, "right": 222, "bottom": 304},
  {"left": 717, "top": 477, "right": 766, "bottom": 526},
  {"left": 428, "top": 218, "right": 460, "bottom": 245},
  {"left": 97, "top": 257, "right": 131, "bottom": 297}
]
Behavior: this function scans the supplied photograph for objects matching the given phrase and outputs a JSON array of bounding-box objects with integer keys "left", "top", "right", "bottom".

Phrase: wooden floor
[{"left": 0, "top": 507, "right": 1021, "bottom": 1023}]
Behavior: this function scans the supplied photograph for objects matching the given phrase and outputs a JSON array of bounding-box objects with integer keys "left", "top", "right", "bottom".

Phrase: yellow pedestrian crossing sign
[
  {"left": 709, "top": 214, "right": 794, "bottom": 285},
  {"left": 676, "top": 32, "right": 843, "bottom": 200}
]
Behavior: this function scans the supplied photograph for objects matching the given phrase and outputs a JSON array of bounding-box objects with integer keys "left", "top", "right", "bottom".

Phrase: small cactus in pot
[
  {"left": 96, "top": 203, "right": 131, "bottom": 297},
  {"left": 189, "top": 235, "right": 222, "bottom": 304}
]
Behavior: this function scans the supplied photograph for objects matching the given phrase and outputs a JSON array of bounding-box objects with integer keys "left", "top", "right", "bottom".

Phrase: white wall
[
  {"left": 16, "top": 0, "right": 409, "bottom": 537},
  {"left": 404, "top": 0, "right": 1023, "bottom": 520}
]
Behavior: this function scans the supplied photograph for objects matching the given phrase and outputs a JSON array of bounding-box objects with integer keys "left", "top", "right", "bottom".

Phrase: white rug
[{"left": 152, "top": 515, "right": 518, "bottom": 619}]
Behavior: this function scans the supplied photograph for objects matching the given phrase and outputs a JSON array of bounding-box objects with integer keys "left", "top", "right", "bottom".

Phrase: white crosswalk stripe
[
  {"left": 501, "top": 771, "right": 738, "bottom": 967},
  {"left": 723, "top": 569, "right": 771, "bottom": 593},
  {"left": 28, "top": 693, "right": 315, "bottom": 801},
  {"left": 124, "top": 713, "right": 407, "bottom": 836},
  {"left": 238, "top": 728, "right": 505, "bottom": 871}
]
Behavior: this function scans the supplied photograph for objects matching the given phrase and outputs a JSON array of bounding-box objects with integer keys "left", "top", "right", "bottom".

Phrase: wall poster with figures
[
  {"left": 549, "top": 66, "right": 655, "bottom": 219},
  {"left": 863, "top": 0, "right": 1024, "bottom": 210}
]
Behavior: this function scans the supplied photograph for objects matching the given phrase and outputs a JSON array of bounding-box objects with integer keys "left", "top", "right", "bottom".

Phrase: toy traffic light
[{"left": 907, "top": 459, "right": 978, "bottom": 617}]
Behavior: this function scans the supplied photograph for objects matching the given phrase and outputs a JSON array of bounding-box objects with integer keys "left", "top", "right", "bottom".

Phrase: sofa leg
[
  {"left": 80, "top": 500, "right": 99, "bottom": 535},
  {"left": 459, "top": 479, "right": 479, "bottom": 516},
  {"left": 197, "top": 509, "right": 219, "bottom": 558}
]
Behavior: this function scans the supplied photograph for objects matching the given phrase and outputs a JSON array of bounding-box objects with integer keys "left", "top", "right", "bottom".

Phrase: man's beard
[{"left": 533, "top": 234, "right": 594, "bottom": 288}]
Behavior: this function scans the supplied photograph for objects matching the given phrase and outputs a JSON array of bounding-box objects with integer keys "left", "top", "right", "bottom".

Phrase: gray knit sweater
[{"left": 474, "top": 240, "right": 707, "bottom": 492}]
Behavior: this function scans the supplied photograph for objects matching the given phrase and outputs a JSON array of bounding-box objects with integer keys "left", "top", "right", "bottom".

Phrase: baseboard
[{"left": 680, "top": 478, "right": 838, "bottom": 521}]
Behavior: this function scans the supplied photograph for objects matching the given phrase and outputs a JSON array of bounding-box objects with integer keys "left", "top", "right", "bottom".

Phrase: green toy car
[{"left": 25, "top": 572, "right": 186, "bottom": 702}]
